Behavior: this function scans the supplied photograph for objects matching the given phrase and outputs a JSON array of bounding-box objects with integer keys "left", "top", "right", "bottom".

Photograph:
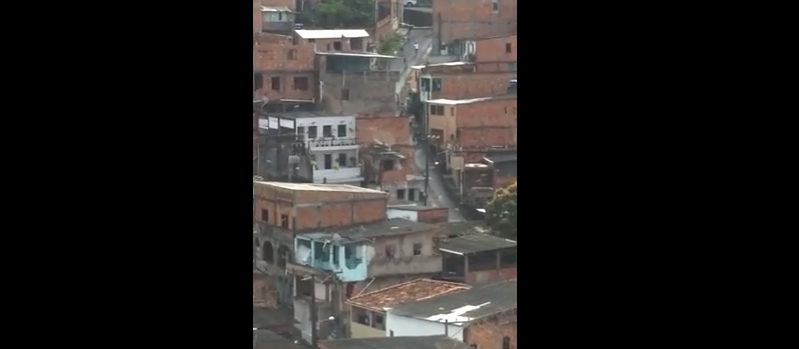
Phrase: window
[
  {"left": 261, "top": 209, "right": 269, "bottom": 222},
  {"left": 385, "top": 245, "right": 396, "bottom": 258},
  {"left": 413, "top": 243, "right": 422, "bottom": 256},
  {"left": 505, "top": 43, "right": 512, "bottom": 53},
  {"left": 429, "top": 105, "right": 444, "bottom": 115},
  {"left": 334, "top": 41, "right": 342, "bottom": 50},
  {"left": 508, "top": 63, "right": 517, "bottom": 72},
  {"left": 408, "top": 189, "right": 416, "bottom": 201},
  {"left": 503, "top": 337, "right": 511, "bottom": 349},
  {"left": 323, "top": 125, "right": 332, "bottom": 138},
  {"left": 337, "top": 124, "right": 347, "bottom": 137},
  {"left": 492, "top": 0, "right": 499, "bottom": 12},
  {"left": 297, "top": 126, "right": 305, "bottom": 140},
  {"left": 432, "top": 78, "right": 442, "bottom": 91},
  {"left": 450, "top": 107, "right": 454, "bottom": 115},
  {"left": 308, "top": 39, "right": 316, "bottom": 43},
  {"left": 254, "top": 73, "right": 263, "bottom": 90},
  {"left": 341, "top": 89, "right": 350, "bottom": 100},
  {"left": 287, "top": 49, "right": 297, "bottom": 60},
  {"left": 308, "top": 126, "right": 318, "bottom": 139},
  {"left": 374, "top": 313, "right": 385, "bottom": 330},
  {"left": 324, "top": 154, "right": 332, "bottom": 169},
  {"left": 381, "top": 159, "right": 394, "bottom": 171},
  {"left": 280, "top": 214, "right": 289, "bottom": 228},
  {"left": 271, "top": 77, "right": 281, "bottom": 91},
  {"left": 292, "top": 35, "right": 298, "bottom": 45},
  {"left": 293, "top": 77, "right": 309, "bottom": 91},
  {"left": 397, "top": 189, "right": 406, "bottom": 200},
  {"left": 338, "top": 153, "right": 347, "bottom": 167}
]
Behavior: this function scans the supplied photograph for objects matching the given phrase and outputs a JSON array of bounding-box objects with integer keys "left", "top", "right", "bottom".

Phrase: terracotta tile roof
[{"left": 346, "top": 279, "right": 470, "bottom": 313}]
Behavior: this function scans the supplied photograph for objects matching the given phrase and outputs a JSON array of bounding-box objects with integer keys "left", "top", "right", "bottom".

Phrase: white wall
[
  {"left": 385, "top": 312, "right": 464, "bottom": 341},
  {"left": 386, "top": 209, "right": 418, "bottom": 222},
  {"left": 296, "top": 116, "right": 356, "bottom": 139}
]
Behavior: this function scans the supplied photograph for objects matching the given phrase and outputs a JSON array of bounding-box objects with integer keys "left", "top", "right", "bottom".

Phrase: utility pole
[
  {"left": 310, "top": 275, "right": 319, "bottom": 349},
  {"left": 423, "top": 110, "right": 430, "bottom": 206}
]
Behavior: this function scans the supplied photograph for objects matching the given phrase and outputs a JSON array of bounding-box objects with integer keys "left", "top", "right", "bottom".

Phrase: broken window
[
  {"left": 385, "top": 245, "right": 396, "bottom": 258},
  {"left": 432, "top": 78, "right": 442, "bottom": 91},
  {"left": 293, "top": 76, "right": 309, "bottom": 90},
  {"left": 271, "top": 76, "right": 281, "bottom": 91},
  {"left": 308, "top": 126, "right": 317, "bottom": 139},
  {"left": 287, "top": 49, "right": 297, "bottom": 60},
  {"left": 344, "top": 245, "right": 363, "bottom": 269},
  {"left": 381, "top": 159, "right": 394, "bottom": 171},
  {"left": 280, "top": 214, "right": 289, "bottom": 228},
  {"left": 337, "top": 124, "right": 347, "bottom": 137},
  {"left": 254, "top": 73, "right": 263, "bottom": 90},
  {"left": 332, "top": 246, "right": 340, "bottom": 266},
  {"left": 323, "top": 125, "right": 332, "bottom": 138},
  {"left": 341, "top": 88, "right": 350, "bottom": 100},
  {"left": 413, "top": 243, "right": 422, "bottom": 256}
]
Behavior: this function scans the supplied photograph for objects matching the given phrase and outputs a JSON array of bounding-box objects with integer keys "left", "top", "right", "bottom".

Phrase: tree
[
  {"left": 297, "top": 0, "right": 375, "bottom": 29},
  {"left": 485, "top": 182, "right": 517, "bottom": 240}
]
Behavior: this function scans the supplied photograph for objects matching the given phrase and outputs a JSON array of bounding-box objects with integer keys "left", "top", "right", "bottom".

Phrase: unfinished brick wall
[
  {"left": 432, "top": 0, "right": 517, "bottom": 51},
  {"left": 320, "top": 69, "right": 400, "bottom": 115},
  {"left": 254, "top": 182, "right": 390, "bottom": 231},
  {"left": 475, "top": 34, "right": 517, "bottom": 63},
  {"left": 253, "top": 275, "right": 277, "bottom": 308},
  {"left": 454, "top": 97, "right": 516, "bottom": 149},
  {"left": 432, "top": 72, "right": 517, "bottom": 100},
  {"left": 356, "top": 115, "right": 412, "bottom": 146},
  {"left": 466, "top": 318, "right": 517, "bottom": 349},
  {"left": 254, "top": 33, "right": 318, "bottom": 102}
]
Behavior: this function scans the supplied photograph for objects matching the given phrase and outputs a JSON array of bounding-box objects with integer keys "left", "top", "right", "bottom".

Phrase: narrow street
[
  {"left": 388, "top": 28, "right": 464, "bottom": 222},
  {"left": 414, "top": 147, "right": 465, "bottom": 222}
]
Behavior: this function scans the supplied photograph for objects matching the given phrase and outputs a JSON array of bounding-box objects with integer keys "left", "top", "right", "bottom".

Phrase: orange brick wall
[
  {"left": 433, "top": 0, "right": 517, "bottom": 50},
  {"left": 356, "top": 115, "right": 412, "bottom": 146},
  {"left": 253, "top": 183, "right": 389, "bottom": 231},
  {"left": 475, "top": 35, "right": 517, "bottom": 63},
  {"left": 417, "top": 208, "right": 449, "bottom": 224},
  {"left": 455, "top": 98, "right": 517, "bottom": 149},
  {"left": 432, "top": 73, "right": 517, "bottom": 100}
]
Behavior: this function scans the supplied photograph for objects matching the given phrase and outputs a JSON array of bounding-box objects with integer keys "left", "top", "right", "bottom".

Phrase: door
[{"left": 420, "top": 75, "right": 432, "bottom": 101}]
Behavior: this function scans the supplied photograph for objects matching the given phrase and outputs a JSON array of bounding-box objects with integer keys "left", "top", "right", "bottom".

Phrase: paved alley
[{"left": 414, "top": 147, "right": 465, "bottom": 222}]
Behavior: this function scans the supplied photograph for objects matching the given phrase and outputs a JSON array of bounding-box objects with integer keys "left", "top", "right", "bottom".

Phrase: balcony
[
  {"left": 306, "top": 138, "right": 359, "bottom": 151},
  {"left": 313, "top": 167, "right": 363, "bottom": 184}
]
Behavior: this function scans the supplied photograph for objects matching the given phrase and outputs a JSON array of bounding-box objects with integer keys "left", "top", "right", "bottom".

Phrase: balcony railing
[{"left": 306, "top": 138, "right": 359, "bottom": 149}]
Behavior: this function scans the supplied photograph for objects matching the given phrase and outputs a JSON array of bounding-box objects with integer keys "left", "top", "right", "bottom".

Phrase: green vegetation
[
  {"left": 297, "top": 0, "right": 375, "bottom": 29},
  {"left": 485, "top": 182, "right": 517, "bottom": 240},
  {"left": 379, "top": 32, "right": 404, "bottom": 55}
]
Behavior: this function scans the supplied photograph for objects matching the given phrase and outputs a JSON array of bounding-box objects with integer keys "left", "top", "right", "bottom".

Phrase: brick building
[
  {"left": 425, "top": 94, "right": 517, "bottom": 163},
  {"left": 432, "top": 0, "right": 517, "bottom": 53},
  {"left": 253, "top": 181, "right": 390, "bottom": 307},
  {"left": 357, "top": 115, "right": 422, "bottom": 204}
]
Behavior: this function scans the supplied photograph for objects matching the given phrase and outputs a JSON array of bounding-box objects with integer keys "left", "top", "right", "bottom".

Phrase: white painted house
[
  {"left": 385, "top": 280, "right": 517, "bottom": 347},
  {"left": 260, "top": 111, "right": 363, "bottom": 185}
]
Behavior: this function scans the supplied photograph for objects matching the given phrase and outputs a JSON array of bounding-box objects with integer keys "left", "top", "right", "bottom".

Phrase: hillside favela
[{"left": 253, "top": 1, "right": 517, "bottom": 348}]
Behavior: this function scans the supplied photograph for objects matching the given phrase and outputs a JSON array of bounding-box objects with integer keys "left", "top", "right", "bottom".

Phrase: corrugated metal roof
[
  {"left": 294, "top": 29, "right": 369, "bottom": 39},
  {"left": 261, "top": 6, "right": 292, "bottom": 12}
]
